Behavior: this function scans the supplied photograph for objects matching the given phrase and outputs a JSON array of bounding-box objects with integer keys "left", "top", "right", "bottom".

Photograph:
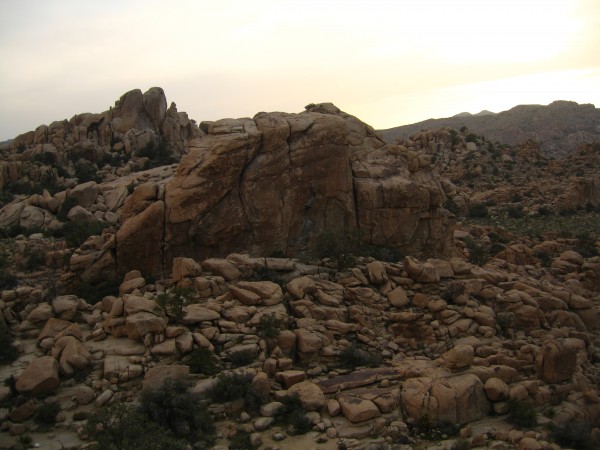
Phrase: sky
[{"left": 1, "top": 0, "right": 599, "bottom": 141}]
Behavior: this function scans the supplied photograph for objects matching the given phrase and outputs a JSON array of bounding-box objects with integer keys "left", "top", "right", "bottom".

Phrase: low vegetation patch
[
  {"left": 276, "top": 394, "right": 312, "bottom": 435},
  {"left": 507, "top": 399, "right": 537, "bottom": 428},
  {"left": 339, "top": 344, "right": 383, "bottom": 369}
]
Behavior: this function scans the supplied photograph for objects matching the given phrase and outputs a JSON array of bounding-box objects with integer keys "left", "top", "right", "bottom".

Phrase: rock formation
[
  {"left": 1, "top": 88, "right": 600, "bottom": 449},
  {"left": 117, "top": 103, "right": 454, "bottom": 277}
]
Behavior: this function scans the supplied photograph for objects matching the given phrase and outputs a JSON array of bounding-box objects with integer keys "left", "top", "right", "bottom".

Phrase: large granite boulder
[{"left": 116, "top": 106, "right": 454, "bottom": 278}]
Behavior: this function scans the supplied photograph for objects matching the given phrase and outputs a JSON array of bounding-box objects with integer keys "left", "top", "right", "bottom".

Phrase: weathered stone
[
  {"left": 52, "top": 295, "right": 79, "bottom": 321},
  {"left": 402, "top": 374, "right": 490, "bottom": 425},
  {"left": 441, "top": 345, "right": 474, "bottom": 370},
  {"left": 142, "top": 365, "right": 189, "bottom": 391},
  {"left": 337, "top": 394, "right": 381, "bottom": 423},
  {"left": 125, "top": 312, "right": 167, "bottom": 339},
  {"left": 287, "top": 380, "right": 325, "bottom": 411},
  {"left": 172, "top": 257, "right": 203, "bottom": 282},
  {"left": 536, "top": 339, "right": 577, "bottom": 383},
  {"left": 15, "top": 356, "right": 59, "bottom": 396},
  {"left": 484, "top": 377, "right": 510, "bottom": 402},
  {"left": 387, "top": 286, "right": 409, "bottom": 307},
  {"left": 183, "top": 304, "right": 220, "bottom": 323},
  {"left": 275, "top": 370, "right": 305, "bottom": 389}
]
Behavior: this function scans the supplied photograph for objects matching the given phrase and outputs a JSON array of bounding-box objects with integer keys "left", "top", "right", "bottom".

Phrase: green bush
[
  {"left": 57, "top": 196, "right": 78, "bottom": 221},
  {"left": 507, "top": 205, "right": 524, "bottom": 219},
  {"left": 0, "top": 322, "right": 19, "bottom": 365},
  {"left": 74, "top": 279, "right": 120, "bottom": 304},
  {"left": 444, "top": 198, "right": 461, "bottom": 215},
  {"left": 0, "top": 249, "right": 16, "bottom": 290},
  {"left": 465, "top": 237, "right": 489, "bottom": 266},
  {"left": 277, "top": 394, "right": 312, "bottom": 435},
  {"left": 211, "top": 372, "right": 268, "bottom": 413},
  {"left": 534, "top": 249, "right": 552, "bottom": 267},
  {"left": 451, "top": 438, "right": 471, "bottom": 450},
  {"left": 212, "top": 372, "right": 253, "bottom": 403},
  {"left": 184, "top": 348, "right": 220, "bottom": 375},
  {"left": 507, "top": 399, "right": 537, "bottom": 428},
  {"left": 34, "top": 402, "right": 60, "bottom": 427},
  {"left": 229, "top": 429, "right": 253, "bottom": 450},
  {"left": 74, "top": 159, "right": 101, "bottom": 183},
  {"left": 137, "top": 137, "right": 175, "bottom": 169},
  {"left": 85, "top": 401, "right": 189, "bottom": 450},
  {"left": 229, "top": 349, "right": 256, "bottom": 368},
  {"left": 339, "top": 345, "right": 382, "bottom": 369},
  {"left": 257, "top": 313, "right": 286, "bottom": 339},
  {"left": 53, "top": 220, "right": 107, "bottom": 248},
  {"left": 156, "top": 287, "right": 196, "bottom": 323},
  {"left": 551, "top": 420, "right": 598, "bottom": 450},
  {"left": 138, "top": 377, "right": 214, "bottom": 442},
  {"left": 314, "top": 229, "right": 357, "bottom": 269},
  {"left": 23, "top": 247, "right": 46, "bottom": 271},
  {"left": 468, "top": 203, "right": 488, "bottom": 218}
]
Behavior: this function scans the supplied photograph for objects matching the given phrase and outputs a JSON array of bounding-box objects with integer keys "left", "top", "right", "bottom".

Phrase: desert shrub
[
  {"left": 507, "top": 205, "right": 524, "bottom": 219},
  {"left": 137, "top": 137, "right": 174, "bottom": 169},
  {"left": 211, "top": 372, "right": 268, "bottom": 413},
  {"left": 34, "top": 402, "right": 60, "bottom": 427},
  {"left": 467, "top": 203, "right": 488, "bottom": 218},
  {"left": 74, "top": 159, "right": 101, "bottom": 183},
  {"left": 74, "top": 279, "right": 120, "bottom": 304},
  {"left": 184, "top": 348, "right": 220, "bottom": 375},
  {"left": 23, "top": 247, "right": 46, "bottom": 271},
  {"left": 451, "top": 438, "right": 471, "bottom": 450},
  {"left": 488, "top": 231, "right": 509, "bottom": 244},
  {"left": 212, "top": 372, "right": 254, "bottom": 403},
  {"left": 314, "top": 229, "right": 357, "bottom": 269},
  {"left": 73, "top": 411, "right": 89, "bottom": 421},
  {"left": 339, "top": 345, "right": 382, "bottom": 369},
  {"left": 56, "top": 196, "right": 78, "bottom": 221},
  {"left": 257, "top": 313, "right": 286, "bottom": 339},
  {"left": 53, "top": 220, "right": 107, "bottom": 248},
  {"left": 444, "top": 198, "right": 461, "bottom": 215},
  {"left": 138, "top": 377, "right": 214, "bottom": 442},
  {"left": 85, "top": 401, "right": 189, "bottom": 450},
  {"left": 361, "top": 244, "right": 403, "bottom": 262},
  {"left": 229, "top": 349, "right": 256, "bottom": 368},
  {"left": 551, "top": 420, "right": 598, "bottom": 450},
  {"left": 0, "top": 249, "right": 16, "bottom": 290},
  {"left": 413, "top": 417, "right": 460, "bottom": 441},
  {"left": 229, "top": 429, "right": 253, "bottom": 450},
  {"left": 575, "top": 232, "right": 599, "bottom": 258},
  {"left": 450, "top": 129, "right": 461, "bottom": 146},
  {"left": 277, "top": 394, "right": 312, "bottom": 435},
  {"left": 534, "top": 249, "right": 552, "bottom": 267},
  {"left": 0, "top": 322, "right": 18, "bottom": 365},
  {"left": 465, "top": 237, "right": 489, "bottom": 266},
  {"left": 496, "top": 311, "right": 516, "bottom": 333},
  {"left": 157, "top": 287, "right": 196, "bottom": 323},
  {"left": 18, "top": 435, "right": 33, "bottom": 448},
  {"left": 507, "top": 399, "right": 537, "bottom": 428},
  {"left": 465, "top": 133, "right": 478, "bottom": 143}
]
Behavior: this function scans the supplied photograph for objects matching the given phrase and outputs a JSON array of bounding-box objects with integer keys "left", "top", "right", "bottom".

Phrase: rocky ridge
[{"left": 379, "top": 101, "right": 600, "bottom": 159}]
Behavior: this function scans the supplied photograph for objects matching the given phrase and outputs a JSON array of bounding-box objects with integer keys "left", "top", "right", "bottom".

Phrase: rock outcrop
[{"left": 118, "top": 103, "right": 454, "bottom": 277}]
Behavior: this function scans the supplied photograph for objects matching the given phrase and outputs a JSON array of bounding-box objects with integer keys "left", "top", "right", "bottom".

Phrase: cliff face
[{"left": 116, "top": 103, "right": 455, "bottom": 277}]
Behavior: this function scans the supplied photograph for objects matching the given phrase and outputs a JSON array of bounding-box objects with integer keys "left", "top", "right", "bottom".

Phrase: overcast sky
[{"left": 1, "top": 0, "right": 599, "bottom": 141}]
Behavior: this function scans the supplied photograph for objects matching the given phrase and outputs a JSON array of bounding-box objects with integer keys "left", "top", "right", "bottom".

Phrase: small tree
[{"left": 157, "top": 287, "right": 196, "bottom": 323}]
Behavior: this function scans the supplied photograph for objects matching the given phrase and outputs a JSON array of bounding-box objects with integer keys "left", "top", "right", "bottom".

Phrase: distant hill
[{"left": 379, "top": 101, "right": 600, "bottom": 158}]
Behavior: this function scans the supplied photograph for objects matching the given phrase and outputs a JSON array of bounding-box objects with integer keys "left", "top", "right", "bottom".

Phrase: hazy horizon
[{"left": 1, "top": 0, "right": 599, "bottom": 141}]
